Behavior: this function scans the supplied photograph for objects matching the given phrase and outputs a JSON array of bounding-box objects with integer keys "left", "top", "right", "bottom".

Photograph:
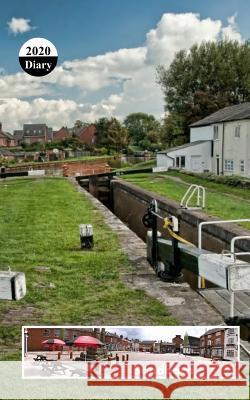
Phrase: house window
[
  {"left": 213, "top": 125, "right": 219, "bottom": 140},
  {"left": 234, "top": 126, "right": 241, "bottom": 138},
  {"left": 224, "top": 160, "right": 234, "bottom": 172},
  {"left": 226, "top": 350, "right": 235, "bottom": 357},
  {"left": 181, "top": 156, "right": 185, "bottom": 168},
  {"left": 227, "top": 328, "right": 236, "bottom": 335},
  {"left": 176, "top": 157, "right": 180, "bottom": 168},
  {"left": 215, "top": 339, "right": 221, "bottom": 345},
  {"left": 33, "top": 130, "right": 36, "bottom": 134},
  {"left": 43, "top": 329, "right": 50, "bottom": 337},
  {"left": 228, "top": 338, "right": 235, "bottom": 345},
  {"left": 240, "top": 160, "right": 245, "bottom": 172},
  {"left": 54, "top": 328, "right": 61, "bottom": 338}
]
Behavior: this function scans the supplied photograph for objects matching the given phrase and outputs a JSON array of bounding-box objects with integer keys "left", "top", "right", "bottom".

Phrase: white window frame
[
  {"left": 240, "top": 160, "right": 245, "bottom": 172},
  {"left": 224, "top": 159, "right": 234, "bottom": 172},
  {"left": 43, "top": 329, "right": 50, "bottom": 337},
  {"left": 234, "top": 125, "right": 241, "bottom": 138}
]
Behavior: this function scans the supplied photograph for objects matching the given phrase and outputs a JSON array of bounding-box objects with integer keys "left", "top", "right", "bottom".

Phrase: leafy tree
[
  {"left": 157, "top": 40, "right": 250, "bottom": 140},
  {"left": 95, "top": 117, "right": 130, "bottom": 153},
  {"left": 95, "top": 117, "right": 112, "bottom": 148},
  {"left": 124, "top": 112, "right": 161, "bottom": 145},
  {"left": 107, "top": 117, "right": 130, "bottom": 153},
  {"left": 73, "top": 120, "right": 88, "bottom": 130},
  {"left": 161, "top": 112, "right": 186, "bottom": 147}
]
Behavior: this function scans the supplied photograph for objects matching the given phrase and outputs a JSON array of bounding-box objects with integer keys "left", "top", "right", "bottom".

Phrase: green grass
[
  {"left": 167, "top": 170, "right": 250, "bottom": 201},
  {"left": 122, "top": 172, "right": 250, "bottom": 229},
  {"left": 0, "top": 177, "right": 177, "bottom": 360}
]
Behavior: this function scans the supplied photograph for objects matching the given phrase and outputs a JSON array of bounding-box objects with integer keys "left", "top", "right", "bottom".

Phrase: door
[
  {"left": 216, "top": 158, "right": 220, "bottom": 175},
  {"left": 191, "top": 155, "right": 202, "bottom": 172}
]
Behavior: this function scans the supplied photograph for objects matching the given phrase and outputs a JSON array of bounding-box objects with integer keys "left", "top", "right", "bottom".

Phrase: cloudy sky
[
  {"left": 0, "top": 0, "right": 249, "bottom": 133},
  {"left": 105, "top": 326, "right": 222, "bottom": 341}
]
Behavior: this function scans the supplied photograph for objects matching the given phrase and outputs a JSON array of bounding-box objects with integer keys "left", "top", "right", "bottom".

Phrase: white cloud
[
  {"left": 145, "top": 13, "right": 223, "bottom": 65},
  {"left": 7, "top": 17, "right": 35, "bottom": 35},
  {"left": 0, "top": 96, "right": 123, "bottom": 132},
  {"left": 0, "top": 72, "right": 50, "bottom": 97},
  {"left": 1, "top": 12, "right": 244, "bottom": 132},
  {"left": 50, "top": 47, "right": 146, "bottom": 90},
  {"left": 222, "top": 14, "right": 242, "bottom": 42}
]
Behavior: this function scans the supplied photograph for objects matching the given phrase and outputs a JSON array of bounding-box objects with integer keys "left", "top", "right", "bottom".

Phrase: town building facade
[{"left": 199, "top": 327, "right": 238, "bottom": 360}]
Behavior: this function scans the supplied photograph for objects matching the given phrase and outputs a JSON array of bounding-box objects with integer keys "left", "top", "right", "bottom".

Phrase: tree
[
  {"left": 124, "top": 112, "right": 161, "bottom": 145},
  {"left": 161, "top": 112, "right": 186, "bottom": 147},
  {"left": 95, "top": 117, "right": 130, "bottom": 153},
  {"left": 107, "top": 117, "right": 130, "bottom": 153},
  {"left": 95, "top": 117, "right": 112, "bottom": 148},
  {"left": 73, "top": 120, "right": 89, "bottom": 130},
  {"left": 183, "top": 332, "right": 190, "bottom": 347},
  {"left": 157, "top": 40, "right": 250, "bottom": 140}
]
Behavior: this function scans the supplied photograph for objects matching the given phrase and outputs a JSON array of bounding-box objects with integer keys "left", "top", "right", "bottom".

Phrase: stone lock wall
[{"left": 111, "top": 178, "right": 250, "bottom": 288}]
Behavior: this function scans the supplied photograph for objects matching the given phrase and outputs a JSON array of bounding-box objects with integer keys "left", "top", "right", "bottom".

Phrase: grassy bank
[
  {"left": 121, "top": 172, "right": 250, "bottom": 229},
  {"left": 0, "top": 177, "right": 177, "bottom": 359}
]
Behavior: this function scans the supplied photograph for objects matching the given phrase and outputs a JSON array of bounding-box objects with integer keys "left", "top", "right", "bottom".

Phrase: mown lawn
[
  {"left": 0, "top": 177, "right": 177, "bottom": 359},
  {"left": 121, "top": 172, "right": 250, "bottom": 229}
]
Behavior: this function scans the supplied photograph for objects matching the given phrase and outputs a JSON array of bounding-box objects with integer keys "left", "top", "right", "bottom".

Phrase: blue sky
[
  {"left": 1, "top": 0, "right": 250, "bottom": 73},
  {"left": 0, "top": 0, "right": 249, "bottom": 132}
]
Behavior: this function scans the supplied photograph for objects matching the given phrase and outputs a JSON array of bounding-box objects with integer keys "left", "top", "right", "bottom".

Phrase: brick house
[
  {"left": 27, "top": 328, "right": 95, "bottom": 351},
  {"left": 26, "top": 328, "right": 133, "bottom": 352},
  {"left": 13, "top": 130, "right": 24, "bottom": 145},
  {"left": 172, "top": 335, "right": 184, "bottom": 352},
  {"left": 0, "top": 123, "right": 16, "bottom": 147},
  {"left": 53, "top": 127, "right": 70, "bottom": 141},
  {"left": 76, "top": 124, "right": 96, "bottom": 146},
  {"left": 200, "top": 328, "right": 225, "bottom": 359},
  {"left": 22, "top": 124, "right": 53, "bottom": 144}
]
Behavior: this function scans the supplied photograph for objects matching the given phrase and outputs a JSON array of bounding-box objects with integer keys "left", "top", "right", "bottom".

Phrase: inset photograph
[{"left": 23, "top": 325, "right": 240, "bottom": 363}]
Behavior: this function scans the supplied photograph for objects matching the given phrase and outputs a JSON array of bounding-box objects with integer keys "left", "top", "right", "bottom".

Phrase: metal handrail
[
  {"left": 198, "top": 219, "right": 250, "bottom": 290},
  {"left": 230, "top": 236, "right": 250, "bottom": 254},
  {"left": 181, "top": 184, "right": 206, "bottom": 209}
]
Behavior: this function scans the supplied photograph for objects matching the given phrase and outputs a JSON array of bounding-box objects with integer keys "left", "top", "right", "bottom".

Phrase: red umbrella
[
  {"left": 73, "top": 336, "right": 103, "bottom": 361},
  {"left": 42, "top": 338, "right": 66, "bottom": 351}
]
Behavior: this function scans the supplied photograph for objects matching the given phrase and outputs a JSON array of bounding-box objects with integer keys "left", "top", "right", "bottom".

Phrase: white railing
[
  {"left": 198, "top": 219, "right": 250, "bottom": 318},
  {"left": 180, "top": 184, "right": 206, "bottom": 209}
]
